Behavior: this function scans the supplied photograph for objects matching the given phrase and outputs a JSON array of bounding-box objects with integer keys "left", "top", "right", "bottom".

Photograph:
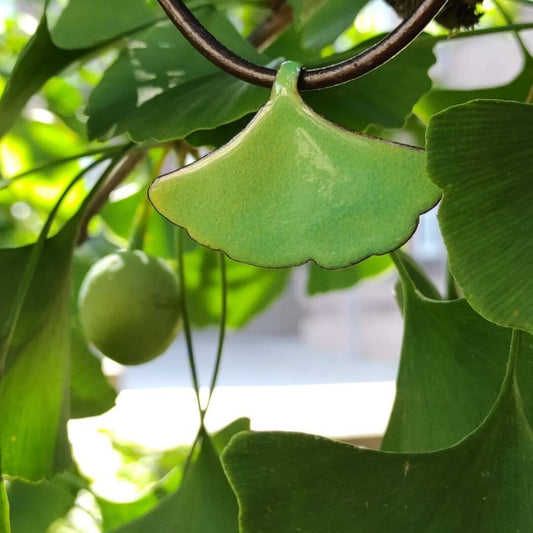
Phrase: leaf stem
[
  {"left": 0, "top": 143, "right": 131, "bottom": 189},
  {"left": 446, "top": 263, "right": 459, "bottom": 300},
  {"left": 78, "top": 145, "right": 146, "bottom": 243},
  {"left": 0, "top": 467, "right": 9, "bottom": 533},
  {"left": 492, "top": 0, "right": 532, "bottom": 59},
  {"left": 509, "top": 329, "right": 523, "bottom": 378},
  {"left": 390, "top": 251, "right": 413, "bottom": 288},
  {"left": 422, "top": 21, "right": 533, "bottom": 44},
  {"left": 128, "top": 197, "right": 152, "bottom": 251},
  {"left": 204, "top": 252, "right": 227, "bottom": 413},
  {"left": 526, "top": 83, "right": 533, "bottom": 103},
  {"left": 175, "top": 227, "right": 204, "bottom": 421},
  {"left": 128, "top": 148, "right": 170, "bottom": 251}
]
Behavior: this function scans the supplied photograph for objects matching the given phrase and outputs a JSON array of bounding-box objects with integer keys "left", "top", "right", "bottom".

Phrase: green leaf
[
  {"left": 305, "top": 37, "right": 435, "bottom": 132},
  {"left": 90, "top": 21, "right": 433, "bottom": 143},
  {"left": 222, "top": 332, "right": 533, "bottom": 532},
  {"left": 416, "top": 55, "right": 533, "bottom": 121},
  {"left": 307, "top": 255, "right": 391, "bottom": 295},
  {"left": 69, "top": 325, "right": 117, "bottom": 419},
  {"left": 184, "top": 248, "right": 290, "bottom": 328},
  {"left": 426, "top": 100, "right": 533, "bottom": 333},
  {"left": 0, "top": 222, "right": 78, "bottom": 479},
  {"left": 149, "top": 62, "right": 440, "bottom": 268},
  {"left": 100, "top": 495, "right": 159, "bottom": 532},
  {"left": 124, "top": 33, "right": 434, "bottom": 143},
  {"left": 86, "top": 10, "right": 267, "bottom": 140},
  {"left": 392, "top": 251, "right": 442, "bottom": 312},
  {"left": 125, "top": 71, "right": 270, "bottom": 143},
  {"left": 8, "top": 475, "right": 77, "bottom": 533},
  {"left": 111, "top": 420, "right": 248, "bottom": 532},
  {"left": 383, "top": 253, "right": 511, "bottom": 452},
  {"left": 46, "top": 0, "right": 160, "bottom": 49},
  {"left": 70, "top": 237, "right": 118, "bottom": 419},
  {"left": 0, "top": 17, "right": 92, "bottom": 139},
  {"left": 186, "top": 115, "right": 254, "bottom": 149},
  {"left": 393, "top": 251, "right": 441, "bottom": 301},
  {"left": 211, "top": 418, "right": 250, "bottom": 454},
  {"left": 288, "top": 0, "right": 368, "bottom": 49}
]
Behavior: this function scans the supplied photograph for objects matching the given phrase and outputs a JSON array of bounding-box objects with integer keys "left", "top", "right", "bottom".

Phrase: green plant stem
[
  {"left": 446, "top": 263, "right": 459, "bottom": 300},
  {"left": 204, "top": 252, "right": 227, "bottom": 413},
  {"left": 176, "top": 228, "right": 204, "bottom": 421},
  {"left": 509, "top": 329, "right": 523, "bottom": 377},
  {"left": 180, "top": 426, "right": 204, "bottom": 481},
  {"left": 526, "top": 84, "right": 533, "bottom": 103},
  {"left": 78, "top": 145, "right": 145, "bottom": 243},
  {"left": 172, "top": 142, "right": 204, "bottom": 420},
  {"left": 128, "top": 148, "right": 170, "bottom": 251},
  {"left": 390, "top": 251, "right": 412, "bottom": 285},
  {"left": 492, "top": 0, "right": 532, "bottom": 58},
  {"left": 0, "top": 143, "right": 131, "bottom": 189},
  {"left": 0, "top": 155, "right": 111, "bottom": 376},
  {"left": 424, "top": 21, "right": 533, "bottom": 44},
  {"left": 0, "top": 462, "right": 10, "bottom": 533},
  {"left": 128, "top": 197, "right": 152, "bottom": 251}
]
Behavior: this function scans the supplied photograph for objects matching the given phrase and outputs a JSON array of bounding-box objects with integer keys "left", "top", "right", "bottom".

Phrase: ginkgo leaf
[
  {"left": 383, "top": 252, "right": 511, "bottom": 452},
  {"left": 416, "top": 54, "right": 533, "bottom": 122},
  {"left": 222, "top": 332, "right": 533, "bottom": 532},
  {"left": 149, "top": 62, "right": 440, "bottom": 269},
  {"left": 8, "top": 474, "right": 78, "bottom": 533},
  {"left": 426, "top": 100, "right": 533, "bottom": 333},
  {"left": 0, "top": 222, "right": 78, "bottom": 480},
  {"left": 112, "top": 420, "right": 248, "bottom": 533}
]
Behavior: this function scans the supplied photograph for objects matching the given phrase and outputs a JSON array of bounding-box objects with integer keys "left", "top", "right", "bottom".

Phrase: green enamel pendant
[{"left": 149, "top": 61, "right": 440, "bottom": 269}]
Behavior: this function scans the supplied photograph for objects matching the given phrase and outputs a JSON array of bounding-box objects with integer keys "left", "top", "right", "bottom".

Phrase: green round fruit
[{"left": 79, "top": 250, "right": 181, "bottom": 365}]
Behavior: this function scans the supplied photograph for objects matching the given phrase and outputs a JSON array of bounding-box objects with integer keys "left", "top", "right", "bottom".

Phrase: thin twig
[
  {"left": 248, "top": 0, "right": 293, "bottom": 50},
  {"left": 0, "top": 143, "right": 131, "bottom": 189},
  {"left": 526, "top": 83, "right": 533, "bottom": 104},
  {"left": 77, "top": 147, "right": 146, "bottom": 244},
  {"left": 176, "top": 227, "right": 204, "bottom": 420},
  {"left": 204, "top": 252, "right": 227, "bottom": 413},
  {"left": 492, "top": 0, "right": 531, "bottom": 58}
]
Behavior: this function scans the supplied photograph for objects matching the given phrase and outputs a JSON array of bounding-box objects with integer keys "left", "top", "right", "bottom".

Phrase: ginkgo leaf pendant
[{"left": 149, "top": 61, "right": 440, "bottom": 269}]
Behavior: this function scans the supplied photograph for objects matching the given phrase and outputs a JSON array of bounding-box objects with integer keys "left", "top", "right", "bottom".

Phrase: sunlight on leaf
[
  {"left": 0, "top": 16, "right": 93, "bottom": 139},
  {"left": 46, "top": 0, "right": 160, "bottom": 49}
]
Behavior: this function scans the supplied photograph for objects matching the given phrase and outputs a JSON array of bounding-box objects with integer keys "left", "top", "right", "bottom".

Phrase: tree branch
[{"left": 247, "top": 0, "right": 293, "bottom": 50}]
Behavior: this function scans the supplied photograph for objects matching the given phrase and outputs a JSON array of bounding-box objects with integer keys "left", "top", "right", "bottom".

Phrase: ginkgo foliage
[{"left": 0, "top": 0, "right": 532, "bottom": 531}]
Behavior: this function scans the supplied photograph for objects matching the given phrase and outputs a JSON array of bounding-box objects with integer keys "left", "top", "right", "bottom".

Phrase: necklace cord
[{"left": 157, "top": 0, "right": 448, "bottom": 90}]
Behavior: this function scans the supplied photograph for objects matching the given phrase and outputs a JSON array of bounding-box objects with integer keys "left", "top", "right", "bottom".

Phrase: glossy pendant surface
[{"left": 149, "top": 61, "right": 440, "bottom": 268}]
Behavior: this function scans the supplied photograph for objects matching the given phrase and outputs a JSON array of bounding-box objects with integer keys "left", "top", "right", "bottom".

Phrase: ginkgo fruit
[{"left": 79, "top": 250, "right": 181, "bottom": 365}]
